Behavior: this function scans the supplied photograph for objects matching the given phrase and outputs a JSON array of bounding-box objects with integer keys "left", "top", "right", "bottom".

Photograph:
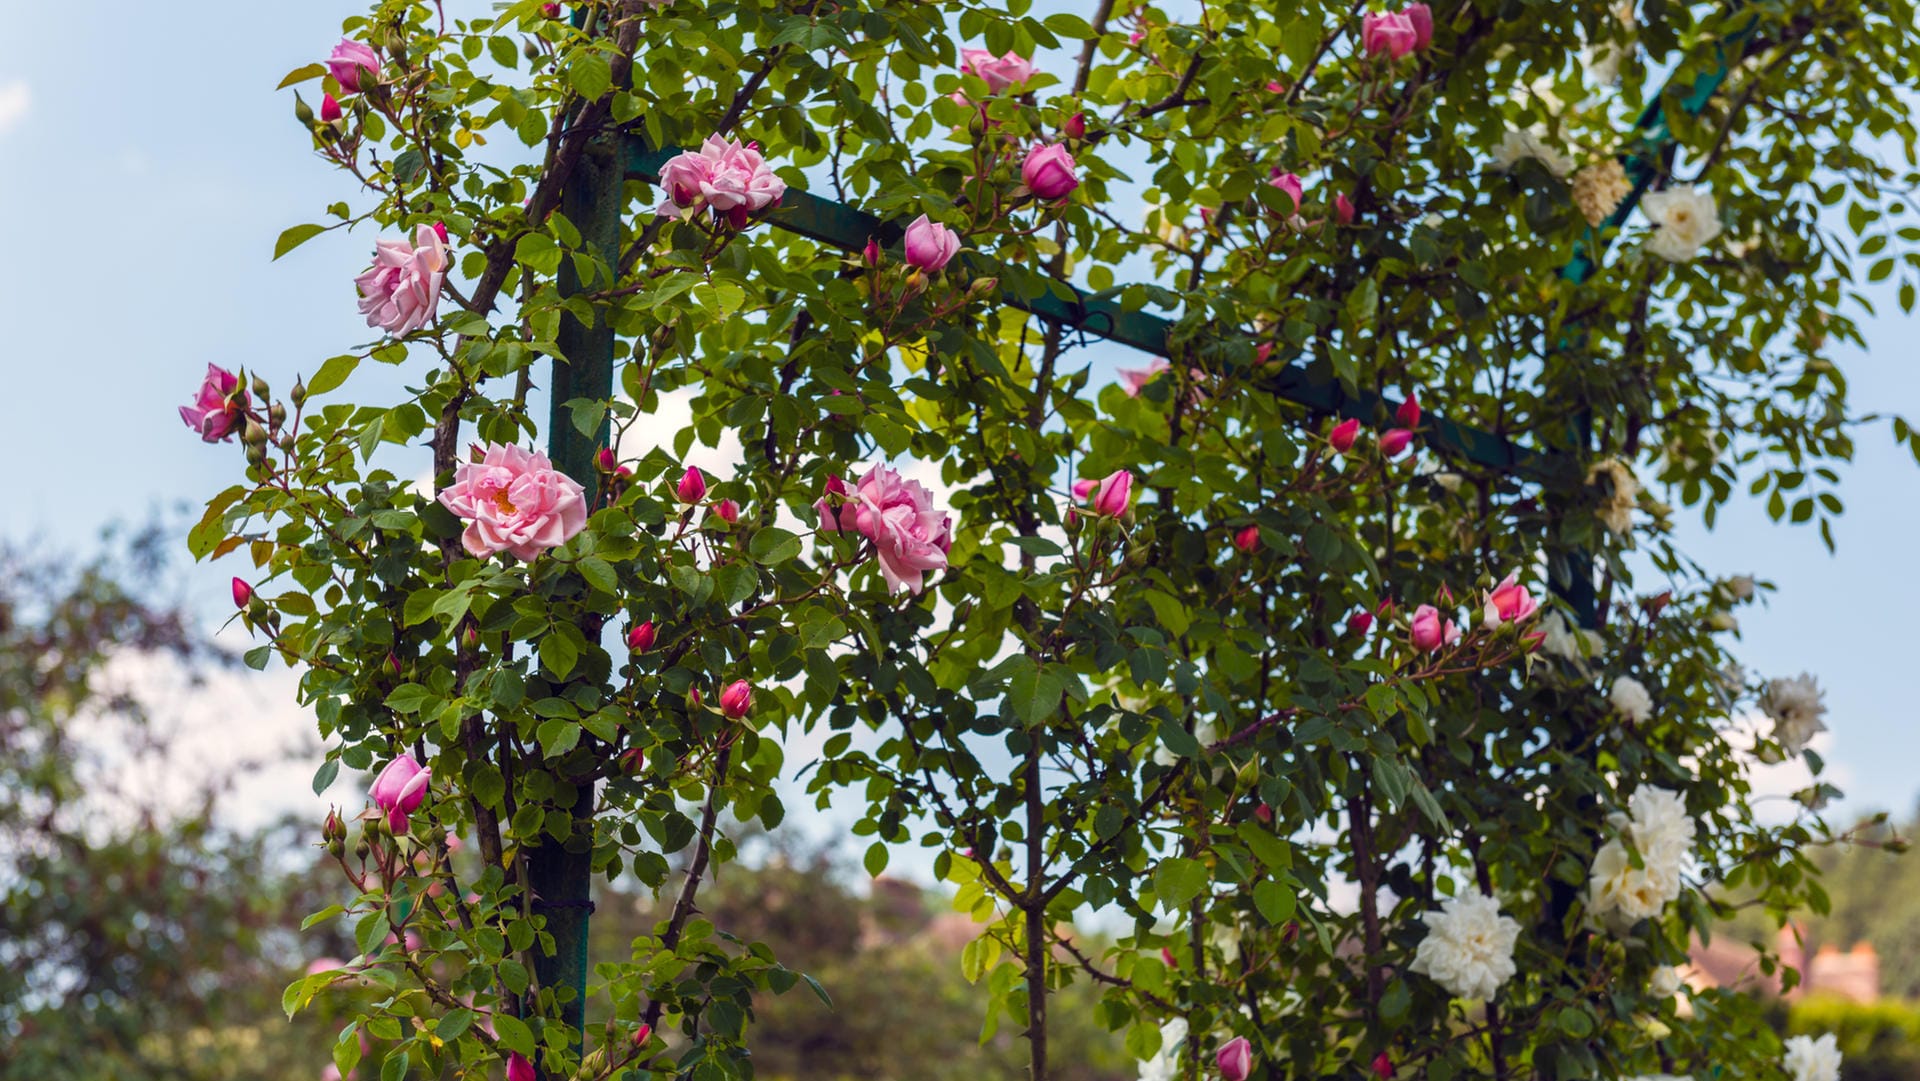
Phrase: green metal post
[{"left": 531, "top": 130, "right": 622, "bottom": 1072}]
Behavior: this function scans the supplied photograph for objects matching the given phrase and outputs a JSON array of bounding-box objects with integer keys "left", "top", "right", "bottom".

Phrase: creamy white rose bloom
[
  {"left": 1492, "top": 128, "right": 1574, "bottom": 178},
  {"left": 1650, "top": 965, "right": 1683, "bottom": 999},
  {"left": 1588, "top": 787, "right": 1696, "bottom": 925},
  {"left": 1759, "top": 673, "right": 1829, "bottom": 755},
  {"left": 1588, "top": 839, "right": 1677, "bottom": 921},
  {"left": 1625, "top": 786, "right": 1697, "bottom": 869},
  {"left": 1784, "top": 1033, "right": 1843, "bottom": 1081},
  {"left": 1642, "top": 186, "right": 1723, "bottom": 262},
  {"left": 1610, "top": 676, "right": 1654, "bottom": 723},
  {"left": 1573, "top": 161, "right": 1633, "bottom": 225},
  {"left": 1409, "top": 890, "right": 1522, "bottom": 1001},
  {"left": 1138, "top": 1018, "right": 1188, "bottom": 1081}
]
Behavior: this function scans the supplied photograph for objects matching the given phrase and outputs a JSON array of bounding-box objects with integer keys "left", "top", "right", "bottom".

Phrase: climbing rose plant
[{"left": 187, "top": 0, "right": 1920, "bottom": 1079}]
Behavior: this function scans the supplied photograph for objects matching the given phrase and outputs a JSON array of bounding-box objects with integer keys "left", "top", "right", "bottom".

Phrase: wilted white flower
[
  {"left": 1573, "top": 160, "right": 1632, "bottom": 225},
  {"left": 1138, "top": 1018, "right": 1189, "bottom": 1081},
  {"left": 1409, "top": 890, "right": 1522, "bottom": 1001},
  {"left": 1492, "top": 128, "right": 1575, "bottom": 178},
  {"left": 1588, "top": 458, "right": 1640, "bottom": 536},
  {"left": 1784, "top": 1033, "right": 1843, "bottom": 1081},
  {"left": 1610, "top": 676, "right": 1654, "bottom": 723},
  {"left": 1642, "top": 186, "right": 1723, "bottom": 262},
  {"left": 1760, "top": 674, "right": 1829, "bottom": 755},
  {"left": 1650, "top": 965, "right": 1683, "bottom": 999}
]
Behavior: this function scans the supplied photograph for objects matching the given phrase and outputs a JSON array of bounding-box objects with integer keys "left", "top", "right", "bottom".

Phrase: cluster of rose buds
[{"left": 1322, "top": 394, "right": 1422, "bottom": 460}]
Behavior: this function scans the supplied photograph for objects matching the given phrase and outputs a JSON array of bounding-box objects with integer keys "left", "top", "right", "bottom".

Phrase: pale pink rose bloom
[
  {"left": 1117, "top": 358, "right": 1172, "bottom": 396},
  {"left": 355, "top": 224, "right": 448, "bottom": 335},
  {"left": 327, "top": 38, "right": 380, "bottom": 93},
  {"left": 1363, "top": 11, "right": 1420, "bottom": 58},
  {"left": 438, "top": 443, "right": 588, "bottom": 561},
  {"left": 180, "top": 363, "right": 249, "bottom": 442},
  {"left": 815, "top": 473, "right": 849, "bottom": 531},
  {"left": 1484, "top": 573, "right": 1539, "bottom": 624},
  {"left": 1218, "top": 1037, "right": 1255, "bottom": 1081},
  {"left": 843, "top": 465, "right": 954, "bottom": 594},
  {"left": 1268, "top": 170, "right": 1305, "bottom": 211},
  {"left": 1405, "top": 2, "right": 1434, "bottom": 48},
  {"left": 369, "top": 754, "right": 431, "bottom": 832},
  {"left": 960, "top": 49, "right": 1035, "bottom": 94},
  {"left": 656, "top": 136, "right": 787, "bottom": 224},
  {"left": 902, "top": 215, "right": 961, "bottom": 271},
  {"left": 1409, "top": 604, "right": 1459, "bottom": 652},
  {"left": 1022, "top": 143, "right": 1080, "bottom": 201}
]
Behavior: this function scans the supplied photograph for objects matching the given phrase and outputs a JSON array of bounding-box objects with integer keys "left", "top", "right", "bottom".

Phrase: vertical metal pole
[{"left": 531, "top": 130, "right": 621, "bottom": 1072}]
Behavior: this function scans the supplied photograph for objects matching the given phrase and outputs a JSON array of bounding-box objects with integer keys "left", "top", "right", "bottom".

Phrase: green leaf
[
  {"left": 1252, "top": 878, "right": 1297, "bottom": 925},
  {"left": 577, "top": 556, "right": 618, "bottom": 596},
  {"left": 539, "top": 632, "right": 580, "bottom": 680},
  {"left": 274, "top": 223, "right": 328, "bottom": 261},
  {"left": 567, "top": 51, "right": 613, "bottom": 100},
  {"left": 306, "top": 355, "right": 361, "bottom": 397},
  {"left": 1043, "top": 12, "right": 1097, "bottom": 37},
  {"left": 437, "top": 1008, "right": 475, "bottom": 1040},
  {"left": 311, "top": 758, "right": 340, "bottom": 795},
  {"left": 1236, "top": 825, "right": 1292, "bottom": 871},
  {"left": 749, "top": 527, "right": 802, "bottom": 565},
  {"left": 537, "top": 718, "right": 582, "bottom": 757},
  {"left": 384, "top": 683, "right": 433, "bottom": 714},
  {"left": 864, "top": 841, "right": 890, "bottom": 877},
  {"left": 277, "top": 62, "right": 327, "bottom": 89},
  {"left": 1154, "top": 857, "right": 1209, "bottom": 911},
  {"left": 1007, "top": 665, "right": 1063, "bottom": 725}
]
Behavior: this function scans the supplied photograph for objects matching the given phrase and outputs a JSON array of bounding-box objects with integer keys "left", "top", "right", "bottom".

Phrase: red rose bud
[
  {"left": 712, "top": 499, "right": 740, "bottom": 524},
  {"left": 1233, "top": 525, "right": 1260, "bottom": 553},
  {"left": 1282, "top": 920, "right": 1300, "bottom": 944},
  {"left": 541, "top": 2, "right": 561, "bottom": 16},
  {"left": 632, "top": 1023, "right": 653, "bottom": 1048},
  {"left": 1328, "top": 417, "right": 1361, "bottom": 453},
  {"left": 675, "top": 466, "right": 707, "bottom": 503},
  {"left": 507, "top": 1053, "right": 535, "bottom": 1081},
  {"left": 462, "top": 624, "right": 480, "bottom": 651},
  {"left": 720, "top": 679, "right": 753, "bottom": 719},
  {"left": 1522, "top": 629, "right": 1547, "bottom": 651},
  {"left": 1161, "top": 947, "right": 1178, "bottom": 968},
  {"left": 1372, "top": 1052, "right": 1395, "bottom": 1080},
  {"left": 231, "top": 577, "right": 254, "bottom": 608},
  {"left": 1348, "top": 609, "right": 1374, "bottom": 635},
  {"left": 1062, "top": 111, "right": 1086, "bottom": 139},
  {"left": 619, "top": 747, "right": 646, "bottom": 775},
  {"left": 862, "top": 237, "right": 881, "bottom": 267},
  {"left": 319, "top": 92, "right": 343, "bottom": 124},
  {"left": 1335, "top": 192, "right": 1356, "bottom": 224},
  {"left": 596, "top": 447, "right": 618, "bottom": 472},
  {"left": 385, "top": 652, "right": 402, "bottom": 675},
  {"left": 1256, "top": 342, "right": 1274, "bottom": 364},
  {"left": 627, "top": 621, "right": 656, "bottom": 652},
  {"left": 1379, "top": 428, "right": 1414, "bottom": 458},
  {"left": 688, "top": 687, "right": 703, "bottom": 709},
  {"left": 431, "top": 221, "right": 449, "bottom": 245},
  {"left": 1395, "top": 393, "right": 1421, "bottom": 428}
]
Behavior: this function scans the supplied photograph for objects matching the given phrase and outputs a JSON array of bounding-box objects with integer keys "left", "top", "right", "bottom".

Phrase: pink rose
[
  {"left": 655, "top": 135, "right": 787, "bottom": 225},
  {"left": 1022, "top": 143, "right": 1080, "bottom": 201},
  {"left": 816, "top": 473, "right": 849, "bottom": 531},
  {"left": 1062, "top": 111, "right": 1086, "bottom": 139},
  {"left": 1335, "top": 192, "right": 1356, "bottom": 224},
  {"left": 902, "top": 214, "right": 961, "bottom": 272},
  {"left": 1396, "top": 392, "right": 1421, "bottom": 428},
  {"left": 1405, "top": 3, "right": 1434, "bottom": 49},
  {"left": 320, "top": 92, "right": 344, "bottom": 124},
  {"left": 627, "top": 621, "right": 657, "bottom": 652},
  {"left": 1362, "top": 11, "right": 1420, "bottom": 59},
  {"left": 1329, "top": 417, "right": 1361, "bottom": 453},
  {"left": 1484, "top": 573, "right": 1539, "bottom": 625},
  {"left": 1348, "top": 608, "right": 1374, "bottom": 635},
  {"left": 1409, "top": 604, "right": 1459, "bottom": 652},
  {"left": 1268, "top": 170, "right": 1304, "bottom": 212},
  {"left": 842, "top": 464, "right": 954, "bottom": 594},
  {"left": 711, "top": 498, "right": 740, "bottom": 524},
  {"left": 675, "top": 466, "right": 708, "bottom": 503},
  {"left": 437, "top": 443, "right": 588, "bottom": 561},
  {"left": 327, "top": 38, "right": 380, "bottom": 93},
  {"left": 1217, "top": 1036, "right": 1254, "bottom": 1081},
  {"left": 1117, "top": 358, "right": 1172, "bottom": 397},
  {"left": 370, "top": 754, "right": 431, "bottom": 833},
  {"left": 720, "top": 679, "right": 753, "bottom": 719},
  {"left": 232, "top": 577, "right": 254, "bottom": 609},
  {"left": 1091, "top": 469, "right": 1132, "bottom": 518},
  {"left": 180, "top": 363, "right": 249, "bottom": 443},
  {"left": 354, "top": 224, "right": 448, "bottom": 335},
  {"left": 960, "top": 49, "right": 1035, "bottom": 94},
  {"left": 1380, "top": 428, "right": 1414, "bottom": 458},
  {"left": 1233, "top": 525, "right": 1260, "bottom": 553},
  {"left": 506, "top": 1053, "right": 536, "bottom": 1081}
]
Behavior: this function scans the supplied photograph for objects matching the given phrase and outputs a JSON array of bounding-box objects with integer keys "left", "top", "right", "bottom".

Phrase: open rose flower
[
  {"left": 1483, "top": 572, "right": 1539, "bottom": 625},
  {"left": 833, "top": 464, "right": 955, "bottom": 594},
  {"left": 1410, "top": 603, "right": 1459, "bottom": 651},
  {"left": 1022, "top": 143, "right": 1080, "bottom": 201},
  {"left": 438, "top": 443, "right": 588, "bottom": 561},
  {"left": 370, "top": 754, "right": 431, "bottom": 833},
  {"left": 960, "top": 49, "right": 1035, "bottom": 94},
  {"left": 902, "top": 215, "right": 961, "bottom": 272},
  {"left": 327, "top": 38, "right": 381, "bottom": 93},
  {"left": 180, "top": 363, "right": 250, "bottom": 443},
  {"left": 355, "top": 224, "right": 448, "bottom": 335},
  {"left": 655, "top": 135, "right": 787, "bottom": 226},
  {"left": 1362, "top": 4, "right": 1432, "bottom": 59}
]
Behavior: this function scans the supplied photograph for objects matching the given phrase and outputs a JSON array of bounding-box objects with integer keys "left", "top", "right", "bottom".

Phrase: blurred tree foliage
[{"left": 1797, "top": 811, "right": 1920, "bottom": 1001}]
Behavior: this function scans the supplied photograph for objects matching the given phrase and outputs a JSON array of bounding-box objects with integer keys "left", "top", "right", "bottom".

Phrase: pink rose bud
[
  {"left": 596, "top": 447, "right": 618, "bottom": 472},
  {"left": 1409, "top": 604, "right": 1458, "bottom": 653},
  {"left": 181, "top": 363, "right": 250, "bottom": 443},
  {"left": 1405, "top": 2, "right": 1434, "bottom": 48},
  {"left": 431, "top": 221, "right": 450, "bottom": 246},
  {"left": 862, "top": 237, "right": 881, "bottom": 267},
  {"left": 1335, "top": 192, "right": 1356, "bottom": 224},
  {"left": 1265, "top": 80, "right": 1286, "bottom": 93},
  {"left": 1129, "top": 30, "right": 1145, "bottom": 44},
  {"left": 1233, "top": 525, "right": 1260, "bottom": 553},
  {"left": 719, "top": 679, "right": 753, "bottom": 719},
  {"left": 232, "top": 577, "right": 254, "bottom": 609},
  {"left": 369, "top": 754, "right": 432, "bottom": 833},
  {"left": 1022, "top": 143, "right": 1080, "bottom": 201},
  {"left": 1062, "top": 111, "right": 1086, "bottom": 139},
  {"left": 1217, "top": 1036, "right": 1254, "bottom": 1081},
  {"left": 1379, "top": 428, "right": 1413, "bottom": 458},
  {"left": 1268, "top": 170, "right": 1304, "bottom": 212},
  {"left": 619, "top": 747, "right": 646, "bottom": 775},
  {"left": 1372, "top": 1052, "right": 1396, "bottom": 1080},
  {"left": 506, "top": 1053, "right": 536, "bottom": 1081},
  {"left": 1253, "top": 803, "right": 1274, "bottom": 823},
  {"left": 1091, "top": 469, "right": 1132, "bottom": 518},
  {"left": 1484, "top": 572, "right": 1539, "bottom": 624},
  {"left": 688, "top": 686, "right": 703, "bottom": 709},
  {"left": 1362, "top": 12, "right": 1419, "bottom": 59},
  {"left": 1395, "top": 393, "right": 1421, "bottom": 428},
  {"left": 1329, "top": 417, "right": 1361, "bottom": 453},
  {"left": 542, "top": 2, "right": 561, "bottom": 15},
  {"left": 1348, "top": 609, "right": 1374, "bottom": 635},
  {"left": 327, "top": 38, "right": 381, "bottom": 93},
  {"left": 712, "top": 498, "right": 740, "bottom": 524},
  {"left": 632, "top": 1023, "right": 653, "bottom": 1048},
  {"left": 1522, "top": 629, "right": 1547, "bottom": 651},
  {"left": 627, "top": 621, "right": 656, "bottom": 652},
  {"left": 902, "top": 214, "right": 961, "bottom": 272},
  {"left": 319, "top": 92, "right": 343, "bottom": 124},
  {"left": 1161, "top": 946, "right": 1178, "bottom": 968},
  {"left": 675, "top": 466, "right": 707, "bottom": 503},
  {"left": 1255, "top": 342, "right": 1274, "bottom": 364},
  {"left": 1072, "top": 478, "right": 1098, "bottom": 500},
  {"left": 816, "top": 473, "right": 850, "bottom": 532}
]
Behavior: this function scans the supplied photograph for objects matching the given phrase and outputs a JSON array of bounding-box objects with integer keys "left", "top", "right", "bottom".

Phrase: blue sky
[{"left": 0, "top": 0, "right": 1913, "bottom": 828}]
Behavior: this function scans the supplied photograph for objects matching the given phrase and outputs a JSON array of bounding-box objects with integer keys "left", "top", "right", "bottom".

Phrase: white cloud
[{"left": 0, "top": 80, "right": 30, "bottom": 136}]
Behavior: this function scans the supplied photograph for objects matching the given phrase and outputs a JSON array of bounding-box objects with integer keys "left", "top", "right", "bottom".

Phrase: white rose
[
  {"left": 1650, "top": 965, "right": 1683, "bottom": 999},
  {"left": 1759, "top": 674, "right": 1829, "bottom": 756},
  {"left": 1642, "top": 186, "right": 1723, "bottom": 262},
  {"left": 1409, "top": 890, "right": 1523, "bottom": 1001},
  {"left": 1609, "top": 676, "right": 1654, "bottom": 723},
  {"left": 1784, "top": 1033, "right": 1842, "bottom": 1081}
]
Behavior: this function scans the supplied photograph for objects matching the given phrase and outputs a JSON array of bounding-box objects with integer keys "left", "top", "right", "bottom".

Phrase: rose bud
[
  {"left": 327, "top": 38, "right": 381, "bottom": 94},
  {"left": 863, "top": 237, "right": 881, "bottom": 267},
  {"left": 1371, "top": 1052, "right": 1395, "bottom": 1080},
  {"left": 231, "top": 577, "right": 254, "bottom": 608},
  {"left": 719, "top": 679, "right": 754, "bottom": 719},
  {"left": 1021, "top": 143, "right": 1080, "bottom": 201},
  {"left": 369, "top": 754, "right": 431, "bottom": 833},
  {"left": 632, "top": 1023, "right": 653, "bottom": 1048},
  {"left": 320, "top": 92, "right": 344, "bottom": 124},
  {"left": 1062, "top": 111, "right": 1086, "bottom": 139},
  {"left": 1091, "top": 469, "right": 1132, "bottom": 518},
  {"left": 1335, "top": 192, "right": 1356, "bottom": 224},
  {"left": 506, "top": 1053, "right": 536, "bottom": 1081},
  {"left": 1233, "top": 525, "right": 1260, "bottom": 553},
  {"left": 1348, "top": 608, "right": 1374, "bottom": 636},
  {"left": 712, "top": 499, "right": 740, "bottom": 524},
  {"left": 1409, "top": 604, "right": 1458, "bottom": 652},
  {"left": 1395, "top": 393, "right": 1421, "bottom": 428},
  {"left": 1379, "top": 428, "right": 1414, "bottom": 458},
  {"left": 626, "top": 621, "right": 656, "bottom": 652},
  {"left": 902, "top": 214, "right": 961, "bottom": 272},
  {"left": 1329, "top": 417, "right": 1361, "bottom": 453},
  {"left": 618, "top": 747, "right": 646, "bottom": 775},
  {"left": 1217, "top": 1036, "right": 1254, "bottom": 1081},
  {"left": 675, "top": 466, "right": 707, "bottom": 503},
  {"left": 542, "top": 2, "right": 561, "bottom": 16}
]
